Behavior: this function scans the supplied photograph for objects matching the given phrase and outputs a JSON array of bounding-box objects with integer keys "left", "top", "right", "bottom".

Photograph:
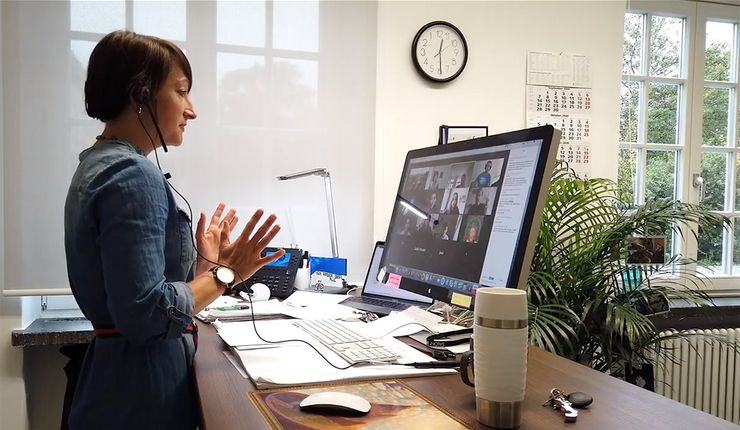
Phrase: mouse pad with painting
[{"left": 249, "top": 379, "right": 471, "bottom": 429}]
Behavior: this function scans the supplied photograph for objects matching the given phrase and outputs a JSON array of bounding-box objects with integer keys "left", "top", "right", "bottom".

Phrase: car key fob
[{"left": 567, "top": 391, "right": 593, "bottom": 408}]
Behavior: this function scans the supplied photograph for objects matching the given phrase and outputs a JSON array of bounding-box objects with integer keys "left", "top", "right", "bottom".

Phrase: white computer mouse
[
  {"left": 239, "top": 283, "right": 270, "bottom": 302},
  {"left": 299, "top": 391, "right": 371, "bottom": 416}
]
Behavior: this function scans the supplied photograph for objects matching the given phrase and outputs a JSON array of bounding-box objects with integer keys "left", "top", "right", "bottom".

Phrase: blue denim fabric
[{"left": 64, "top": 140, "right": 198, "bottom": 430}]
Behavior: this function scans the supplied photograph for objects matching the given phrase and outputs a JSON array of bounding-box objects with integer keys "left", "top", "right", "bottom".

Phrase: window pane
[
  {"left": 217, "top": 0, "right": 265, "bottom": 47},
  {"left": 700, "top": 152, "right": 727, "bottom": 211},
  {"left": 705, "top": 21, "right": 734, "bottom": 82},
  {"left": 698, "top": 222, "right": 724, "bottom": 275},
  {"left": 618, "top": 149, "right": 637, "bottom": 204},
  {"left": 647, "top": 83, "right": 679, "bottom": 144},
  {"left": 620, "top": 81, "right": 639, "bottom": 142},
  {"left": 133, "top": 0, "right": 186, "bottom": 41},
  {"left": 649, "top": 16, "right": 683, "bottom": 78},
  {"left": 273, "top": 1, "right": 319, "bottom": 52},
  {"left": 702, "top": 86, "right": 730, "bottom": 147},
  {"left": 623, "top": 13, "right": 644, "bottom": 75},
  {"left": 645, "top": 150, "right": 676, "bottom": 200},
  {"left": 70, "top": 40, "right": 97, "bottom": 120},
  {"left": 70, "top": 0, "right": 125, "bottom": 33},
  {"left": 271, "top": 58, "right": 318, "bottom": 127},
  {"left": 735, "top": 154, "right": 740, "bottom": 211},
  {"left": 217, "top": 53, "right": 266, "bottom": 126},
  {"left": 734, "top": 218, "right": 740, "bottom": 274}
]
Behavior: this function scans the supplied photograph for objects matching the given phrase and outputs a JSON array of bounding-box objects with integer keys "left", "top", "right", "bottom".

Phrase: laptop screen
[{"left": 363, "top": 243, "right": 433, "bottom": 304}]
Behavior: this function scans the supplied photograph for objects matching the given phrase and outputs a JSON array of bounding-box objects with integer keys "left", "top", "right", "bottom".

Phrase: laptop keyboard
[
  {"left": 344, "top": 296, "right": 410, "bottom": 310},
  {"left": 293, "top": 319, "right": 401, "bottom": 365}
]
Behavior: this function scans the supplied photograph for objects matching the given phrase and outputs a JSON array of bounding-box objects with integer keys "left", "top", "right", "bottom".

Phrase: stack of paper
[
  {"left": 197, "top": 296, "right": 283, "bottom": 322},
  {"left": 215, "top": 319, "right": 457, "bottom": 388}
]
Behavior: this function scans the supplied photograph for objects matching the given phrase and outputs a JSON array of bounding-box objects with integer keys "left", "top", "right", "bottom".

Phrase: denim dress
[{"left": 64, "top": 140, "right": 198, "bottom": 430}]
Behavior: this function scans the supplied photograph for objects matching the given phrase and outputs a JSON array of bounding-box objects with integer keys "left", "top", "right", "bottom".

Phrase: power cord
[{"left": 142, "top": 122, "right": 367, "bottom": 371}]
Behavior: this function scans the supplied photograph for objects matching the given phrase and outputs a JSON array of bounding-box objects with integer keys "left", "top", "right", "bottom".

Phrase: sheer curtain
[{"left": 2, "top": 0, "right": 377, "bottom": 297}]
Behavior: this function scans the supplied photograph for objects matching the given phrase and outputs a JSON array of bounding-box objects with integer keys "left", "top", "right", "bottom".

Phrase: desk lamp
[{"left": 277, "top": 168, "right": 339, "bottom": 258}]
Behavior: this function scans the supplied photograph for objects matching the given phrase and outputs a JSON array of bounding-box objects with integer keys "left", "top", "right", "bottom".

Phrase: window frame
[{"left": 621, "top": 1, "right": 740, "bottom": 295}]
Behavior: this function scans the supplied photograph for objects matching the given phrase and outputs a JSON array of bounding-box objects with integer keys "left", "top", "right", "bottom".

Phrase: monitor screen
[
  {"left": 379, "top": 126, "right": 560, "bottom": 308},
  {"left": 362, "top": 242, "right": 433, "bottom": 304}
]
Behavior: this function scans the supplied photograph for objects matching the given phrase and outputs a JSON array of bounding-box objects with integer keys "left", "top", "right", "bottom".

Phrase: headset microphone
[
  {"left": 164, "top": 172, "right": 172, "bottom": 180},
  {"left": 143, "top": 102, "right": 168, "bottom": 153}
]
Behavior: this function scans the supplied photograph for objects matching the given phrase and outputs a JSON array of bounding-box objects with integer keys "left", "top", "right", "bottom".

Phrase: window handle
[{"left": 693, "top": 173, "right": 705, "bottom": 203}]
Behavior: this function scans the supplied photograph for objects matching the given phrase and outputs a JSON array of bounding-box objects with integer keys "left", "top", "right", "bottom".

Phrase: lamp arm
[{"left": 323, "top": 173, "right": 339, "bottom": 258}]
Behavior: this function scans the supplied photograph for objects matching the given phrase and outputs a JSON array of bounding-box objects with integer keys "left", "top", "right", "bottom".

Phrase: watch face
[
  {"left": 412, "top": 21, "right": 468, "bottom": 82},
  {"left": 216, "top": 266, "right": 235, "bottom": 285}
]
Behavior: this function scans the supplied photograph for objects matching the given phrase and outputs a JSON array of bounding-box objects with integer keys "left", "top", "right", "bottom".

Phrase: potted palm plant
[{"left": 527, "top": 166, "right": 729, "bottom": 378}]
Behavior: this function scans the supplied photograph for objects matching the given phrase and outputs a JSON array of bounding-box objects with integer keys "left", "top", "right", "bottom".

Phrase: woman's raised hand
[
  {"left": 219, "top": 209, "right": 284, "bottom": 281},
  {"left": 194, "top": 203, "right": 238, "bottom": 276}
]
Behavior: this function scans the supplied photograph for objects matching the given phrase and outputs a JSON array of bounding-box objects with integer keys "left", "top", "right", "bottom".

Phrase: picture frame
[{"left": 438, "top": 125, "right": 489, "bottom": 145}]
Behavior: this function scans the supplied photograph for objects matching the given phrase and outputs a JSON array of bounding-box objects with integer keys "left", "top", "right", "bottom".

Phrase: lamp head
[{"left": 277, "top": 168, "right": 329, "bottom": 181}]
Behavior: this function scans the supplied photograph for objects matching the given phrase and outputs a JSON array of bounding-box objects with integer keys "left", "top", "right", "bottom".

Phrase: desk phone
[{"left": 235, "top": 247, "right": 303, "bottom": 299}]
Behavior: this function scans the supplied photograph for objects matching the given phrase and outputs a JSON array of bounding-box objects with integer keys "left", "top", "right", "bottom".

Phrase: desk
[{"left": 194, "top": 321, "right": 738, "bottom": 429}]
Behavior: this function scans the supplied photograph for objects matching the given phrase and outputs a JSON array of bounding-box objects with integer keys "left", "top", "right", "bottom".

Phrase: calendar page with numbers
[{"left": 525, "top": 51, "right": 592, "bottom": 179}]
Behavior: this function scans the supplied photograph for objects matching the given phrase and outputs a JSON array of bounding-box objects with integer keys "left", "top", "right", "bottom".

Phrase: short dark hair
[{"left": 85, "top": 30, "right": 192, "bottom": 122}]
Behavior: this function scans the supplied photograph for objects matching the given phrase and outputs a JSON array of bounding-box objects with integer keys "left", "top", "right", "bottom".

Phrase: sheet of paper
[
  {"left": 279, "top": 290, "right": 357, "bottom": 320},
  {"left": 214, "top": 319, "right": 312, "bottom": 348},
  {"left": 233, "top": 336, "right": 456, "bottom": 388},
  {"left": 283, "top": 290, "right": 349, "bottom": 306},
  {"left": 363, "top": 307, "right": 454, "bottom": 338}
]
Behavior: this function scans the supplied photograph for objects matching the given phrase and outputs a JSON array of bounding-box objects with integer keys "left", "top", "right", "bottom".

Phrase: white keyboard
[{"left": 293, "top": 319, "right": 401, "bottom": 365}]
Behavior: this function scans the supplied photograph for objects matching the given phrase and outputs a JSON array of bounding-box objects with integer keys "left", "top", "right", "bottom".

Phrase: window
[
  {"left": 619, "top": 1, "right": 740, "bottom": 290},
  {"left": 5, "top": 0, "right": 375, "bottom": 310}
]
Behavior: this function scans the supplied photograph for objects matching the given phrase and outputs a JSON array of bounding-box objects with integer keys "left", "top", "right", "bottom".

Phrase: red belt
[{"left": 93, "top": 323, "right": 198, "bottom": 349}]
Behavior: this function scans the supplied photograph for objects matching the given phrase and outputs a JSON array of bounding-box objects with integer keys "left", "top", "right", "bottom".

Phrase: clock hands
[{"left": 436, "top": 39, "right": 443, "bottom": 75}]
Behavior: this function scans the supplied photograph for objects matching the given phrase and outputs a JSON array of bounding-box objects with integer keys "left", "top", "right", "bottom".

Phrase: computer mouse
[
  {"left": 299, "top": 391, "right": 371, "bottom": 416},
  {"left": 239, "top": 283, "right": 270, "bottom": 302}
]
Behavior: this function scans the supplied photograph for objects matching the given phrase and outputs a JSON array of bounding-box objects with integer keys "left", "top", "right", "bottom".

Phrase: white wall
[{"left": 373, "top": 0, "right": 625, "bottom": 238}]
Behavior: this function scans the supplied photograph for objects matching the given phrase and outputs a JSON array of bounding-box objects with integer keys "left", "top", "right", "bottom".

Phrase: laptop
[{"left": 342, "top": 242, "right": 433, "bottom": 315}]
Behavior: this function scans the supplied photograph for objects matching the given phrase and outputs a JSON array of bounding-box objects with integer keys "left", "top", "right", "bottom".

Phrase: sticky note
[
  {"left": 451, "top": 293, "right": 472, "bottom": 308},
  {"left": 385, "top": 273, "right": 402, "bottom": 289}
]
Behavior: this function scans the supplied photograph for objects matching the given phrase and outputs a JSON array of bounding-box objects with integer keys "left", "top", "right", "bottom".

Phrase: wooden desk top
[{"left": 194, "top": 321, "right": 738, "bottom": 430}]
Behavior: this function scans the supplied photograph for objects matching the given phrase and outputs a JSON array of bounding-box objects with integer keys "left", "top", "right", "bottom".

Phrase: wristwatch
[{"left": 210, "top": 266, "right": 235, "bottom": 291}]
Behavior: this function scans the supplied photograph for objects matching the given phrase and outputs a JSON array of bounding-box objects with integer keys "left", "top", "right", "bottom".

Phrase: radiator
[{"left": 654, "top": 329, "right": 740, "bottom": 424}]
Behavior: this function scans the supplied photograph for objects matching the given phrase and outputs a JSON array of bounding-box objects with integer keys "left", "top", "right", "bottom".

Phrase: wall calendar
[{"left": 525, "top": 51, "right": 593, "bottom": 179}]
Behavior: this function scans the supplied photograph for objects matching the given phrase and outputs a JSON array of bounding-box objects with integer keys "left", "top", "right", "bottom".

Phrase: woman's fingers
[
  {"left": 228, "top": 216, "right": 239, "bottom": 234},
  {"left": 255, "top": 224, "right": 281, "bottom": 251},
  {"left": 220, "top": 220, "right": 231, "bottom": 245},
  {"left": 195, "top": 212, "right": 206, "bottom": 238},
  {"left": 256, "top": 248, "right": 286, "bottom": 266},
  {"left": 235, "top": 209, "right": 265, "bottom": 244},
  {"left": 209, "top": 203, "right": 226, "bottom": 227},
  {"left": 249, "top": 214, "right": 278, "bottom": 245},
  {"left": 221, "top": 208, "right": 237, "bottom": 228}
]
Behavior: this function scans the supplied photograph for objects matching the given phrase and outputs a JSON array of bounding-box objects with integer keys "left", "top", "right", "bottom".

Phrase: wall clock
[{"left": 411, "top": 21, "right": 468, "bottom": 83}]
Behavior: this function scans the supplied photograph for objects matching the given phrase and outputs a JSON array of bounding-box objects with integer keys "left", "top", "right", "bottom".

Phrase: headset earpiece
[{"left": 130, "top": 85, "right": 151, "bottom": 106}]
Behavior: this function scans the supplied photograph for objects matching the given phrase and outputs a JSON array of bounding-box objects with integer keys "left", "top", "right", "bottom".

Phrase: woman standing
[{"left": 64, "top": 31, "right": 283, "bottom": 429}]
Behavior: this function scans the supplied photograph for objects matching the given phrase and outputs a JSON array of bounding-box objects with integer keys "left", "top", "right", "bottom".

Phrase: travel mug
[{"left": 473, "top": 288, "right": 528, "bottom": 429}]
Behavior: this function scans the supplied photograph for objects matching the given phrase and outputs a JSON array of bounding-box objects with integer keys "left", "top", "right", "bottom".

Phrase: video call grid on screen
[{"left": 380, "top": 126, "right": 557, "bottom": 305}]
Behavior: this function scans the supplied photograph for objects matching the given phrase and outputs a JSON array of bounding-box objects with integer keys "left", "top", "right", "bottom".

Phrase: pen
[
  {"left": 213, "top": 304, "right": 250, "bottom": 311},
  {"left": 404, "top": 361, "right": 460, "bottom": 369}
]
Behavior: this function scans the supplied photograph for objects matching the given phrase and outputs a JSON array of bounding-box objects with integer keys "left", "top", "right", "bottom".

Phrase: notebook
[{"left": 342, "top": 242, "right": 433, "bottom": 315}]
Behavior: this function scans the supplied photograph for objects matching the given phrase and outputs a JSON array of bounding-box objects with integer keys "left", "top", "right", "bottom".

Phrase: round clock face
[{"left": 412, "top": 21, "right": 468, "bottom": 83}]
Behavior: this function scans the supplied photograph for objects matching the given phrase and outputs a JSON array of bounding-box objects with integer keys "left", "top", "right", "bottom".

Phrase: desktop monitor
[{"left": 379, "top": 125, "right": 560, "bottom": 308}]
